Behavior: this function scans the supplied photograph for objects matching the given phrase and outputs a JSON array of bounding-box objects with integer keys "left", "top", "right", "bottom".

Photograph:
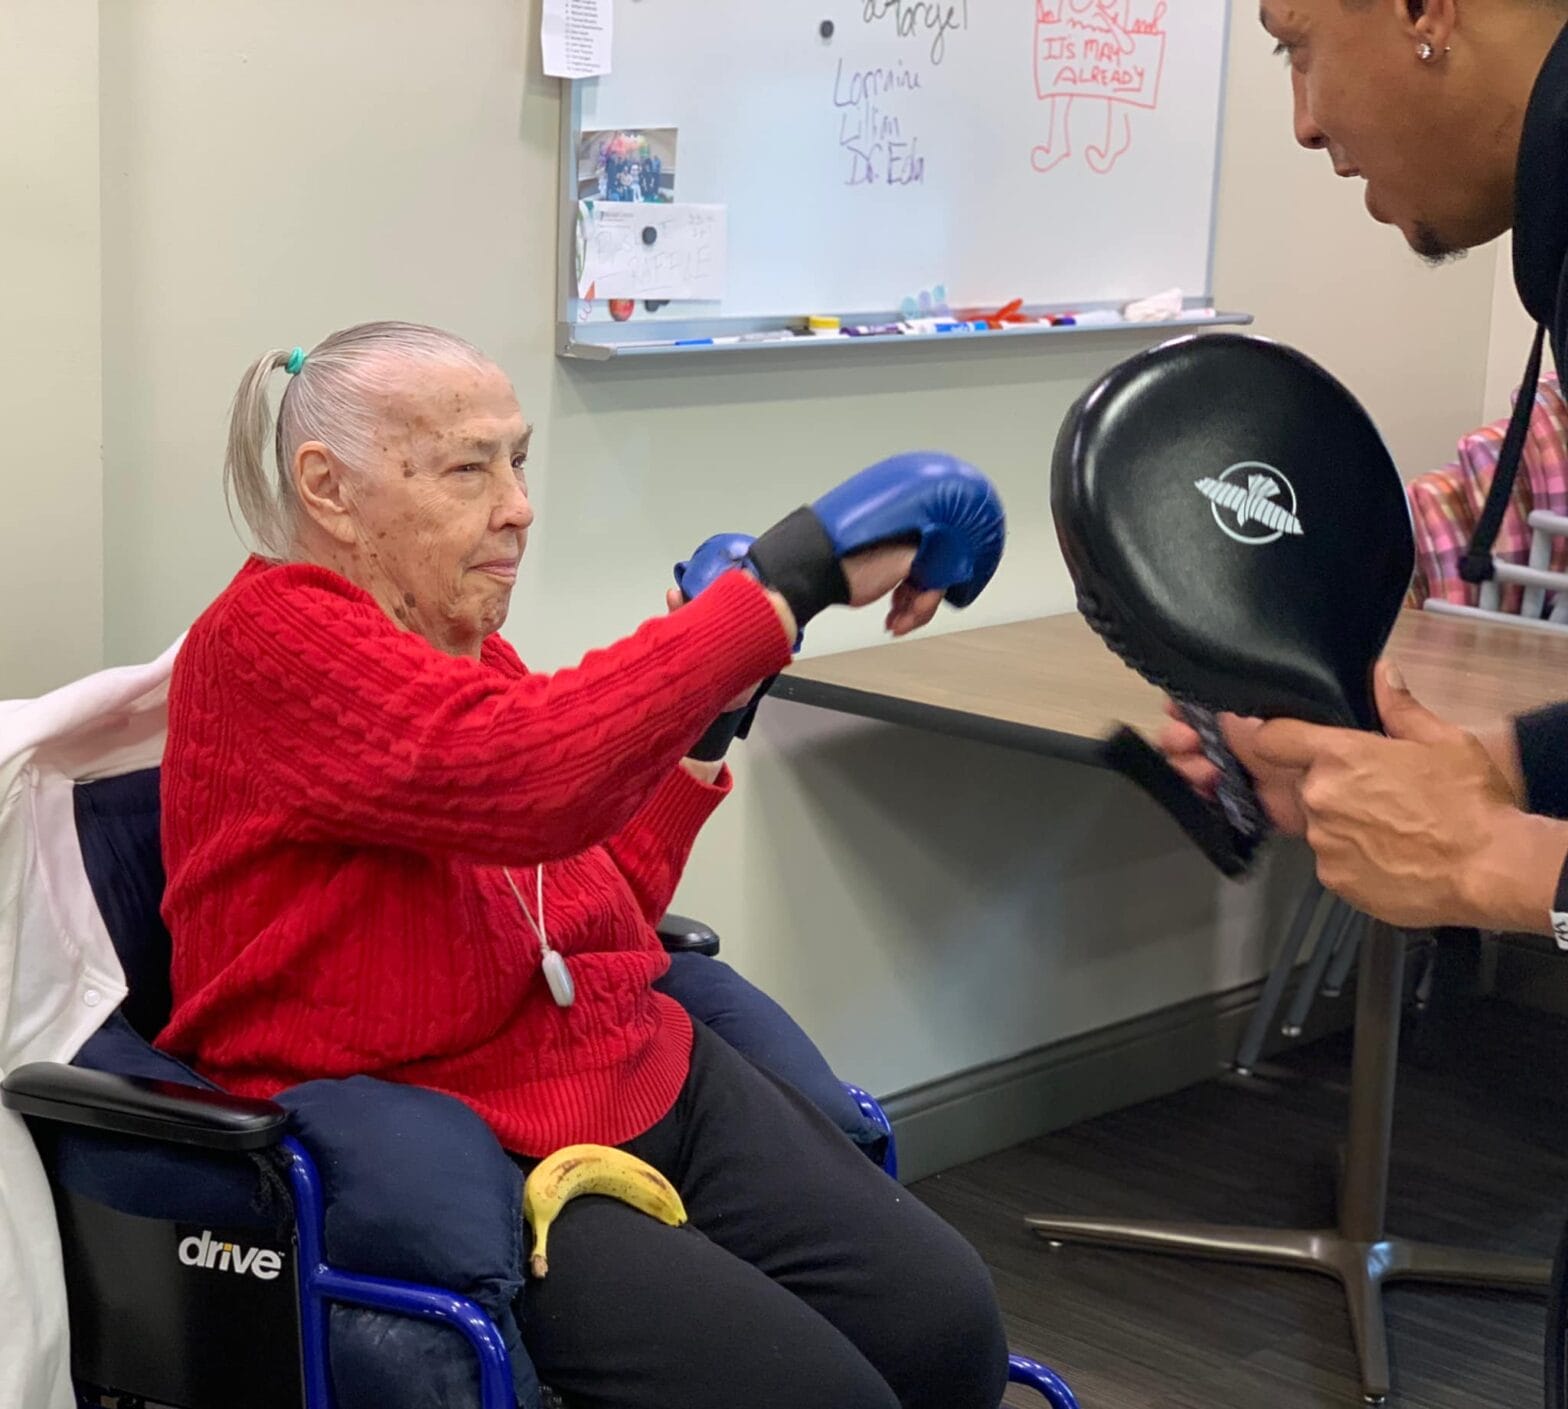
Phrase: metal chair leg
[
  {"left": 1282, "top": 900, "right": 1355, "bottom": 1038},
  {"left": 1342, "top": 1257, "right": 1391, "bottom": 1405},
  {"left": 1321, "top": 910, "right": 1365, "bottom": 999},
  {"left": 1235, "top": 880, "right": 1331, "bottom": 1073}
]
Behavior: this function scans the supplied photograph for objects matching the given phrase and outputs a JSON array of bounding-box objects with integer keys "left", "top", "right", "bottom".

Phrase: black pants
[{"left": 516, "top": 1022, "right": 1009, "bottom": 1409}]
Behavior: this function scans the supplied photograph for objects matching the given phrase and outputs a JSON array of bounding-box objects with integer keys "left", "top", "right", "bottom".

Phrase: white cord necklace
[{"left": 503, "top": 865, "right": 575, "bottom": 1008}]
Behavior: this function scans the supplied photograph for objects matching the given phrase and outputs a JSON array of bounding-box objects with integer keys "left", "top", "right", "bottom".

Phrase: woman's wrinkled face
[{"left": 313, "top": 359, "right": 535, "bottom": 657}]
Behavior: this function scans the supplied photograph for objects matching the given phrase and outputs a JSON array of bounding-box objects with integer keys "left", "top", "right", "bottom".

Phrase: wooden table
[
  {"left": 774, "top": 607, "right": 1568, "bottom": 753},
  {"left": 773, "top": 607, "right": 1568, "bottom": 1406}
]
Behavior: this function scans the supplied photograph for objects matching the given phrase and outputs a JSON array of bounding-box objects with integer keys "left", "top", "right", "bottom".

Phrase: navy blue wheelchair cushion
[
  {"left": 654, "top": 952, "right": 884, "bottom": 1151},
  {"left": 73, "top": 768, "right": 172, "bottom": 1040}
]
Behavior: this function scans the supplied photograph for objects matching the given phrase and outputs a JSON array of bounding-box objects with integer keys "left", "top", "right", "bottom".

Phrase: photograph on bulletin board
[{"left": 578, "top": 128, "right": 678, "bottom": 204}]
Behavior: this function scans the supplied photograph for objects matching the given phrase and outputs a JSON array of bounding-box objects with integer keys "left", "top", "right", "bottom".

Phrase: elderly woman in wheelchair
[{"left": 118, "top": 319, "right": 1018, "bottom": 1409}]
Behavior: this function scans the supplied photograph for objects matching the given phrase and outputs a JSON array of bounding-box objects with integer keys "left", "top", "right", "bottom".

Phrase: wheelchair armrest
[
  {"left": 2, "top": 1062, "right": 288, "bottom": 1152},
  {"left": 655, "top": 912, "right": 720, "bottom": 957}
]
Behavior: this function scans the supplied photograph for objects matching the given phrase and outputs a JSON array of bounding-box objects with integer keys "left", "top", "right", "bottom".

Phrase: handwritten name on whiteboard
[
  {"left": 577, "top": 202, "right": 727, "bottom": 301},
  {"left": 832, "top": 58, "right": 927, "bottom": 187}
]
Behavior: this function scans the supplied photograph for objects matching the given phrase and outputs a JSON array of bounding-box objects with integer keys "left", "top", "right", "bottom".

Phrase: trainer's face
[{"left": 1262, "top": 0, "right": 1519, "bottom": 260}]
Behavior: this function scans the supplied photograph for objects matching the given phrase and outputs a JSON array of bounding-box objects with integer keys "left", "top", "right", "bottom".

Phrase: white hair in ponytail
[{"left": 223, "top": 321, "right": 491, "bottom": 558}]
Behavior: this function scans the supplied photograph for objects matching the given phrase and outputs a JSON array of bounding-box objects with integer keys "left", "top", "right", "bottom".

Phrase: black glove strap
[
  {"left": 687, "top": 710, "right": 749, "bottom": 762},
  {"left": 735, "top": 676, "right": 776, "bottom": 740},
  {"left": 686, "top": 677, "right": 779, "bottom": 762},
  {"left": 747, "top": 507, "right": 849, "bottom": 631}
]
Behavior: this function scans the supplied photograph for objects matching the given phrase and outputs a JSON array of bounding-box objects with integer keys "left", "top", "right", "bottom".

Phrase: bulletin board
[{"left": 556, "top": 2, "right": 1237, "bottom": 358}]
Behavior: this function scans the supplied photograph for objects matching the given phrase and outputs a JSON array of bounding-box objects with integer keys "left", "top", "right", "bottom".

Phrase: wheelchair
[{"left": 3, "top": 767, "right": 1079, "bottom": 1409}]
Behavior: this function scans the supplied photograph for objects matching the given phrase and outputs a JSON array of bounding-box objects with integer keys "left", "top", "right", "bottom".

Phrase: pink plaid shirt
[{"left": 1407, "top": 374, "right": 1568, "bottom": 613}]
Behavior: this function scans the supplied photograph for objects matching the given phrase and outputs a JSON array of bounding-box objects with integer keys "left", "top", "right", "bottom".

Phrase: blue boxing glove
[
  {"left": 748, "top": 452, "right": 1005, "bottom": 631},
  {"left": 810, "top": 452, "right": 1004, "bottom": 608},
  {"left": 674, "top": 454, "right": 1004, "bottom": 628},
  {"left": 671, "top": 532, "right": 777, "bottom": 762},
  {"left": 673, "top": 532, "right": 758, "bottom": 602},
  {"left": 674, "top": 532, "right": 807, "bottom": 653}
]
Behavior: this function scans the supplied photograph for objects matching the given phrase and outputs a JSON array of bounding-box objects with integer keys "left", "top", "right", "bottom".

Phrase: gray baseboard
[{"left": 882, "top": 975, "right": 1356, "bottom": 1183}]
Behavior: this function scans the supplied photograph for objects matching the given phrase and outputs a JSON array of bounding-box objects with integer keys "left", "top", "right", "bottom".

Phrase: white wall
[
  {"left": 1484, "top": 231, "right": 1555, "bottom": 426},
  {"left": 0, "top": 0, "right": 103, "bottom": 697},
  {"left": 12, "top": 0, "right": 1502, "bottom": 1095}
]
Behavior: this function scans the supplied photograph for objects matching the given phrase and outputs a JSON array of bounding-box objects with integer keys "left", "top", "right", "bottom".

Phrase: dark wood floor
[{"left": 913, "top": 998, "right": 1568, "bottom": 1409}]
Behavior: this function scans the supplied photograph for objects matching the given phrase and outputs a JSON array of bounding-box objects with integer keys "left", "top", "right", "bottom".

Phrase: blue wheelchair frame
[
  {"left": 279, "top": 1088, "right": 1079, "bottom": 1409},
  {"left": 284, "top": 1135, "right": 513, "bottom": 1409}
]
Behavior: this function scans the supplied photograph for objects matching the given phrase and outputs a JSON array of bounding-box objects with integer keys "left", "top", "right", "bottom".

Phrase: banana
[{"left": 523, "top": 1143, "right": 687, "bottom": 1278}]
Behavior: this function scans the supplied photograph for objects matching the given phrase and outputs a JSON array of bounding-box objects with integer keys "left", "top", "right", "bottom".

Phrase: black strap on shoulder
[{"left": 1460, "top": 322, "right": 1547, "bottom": 585}]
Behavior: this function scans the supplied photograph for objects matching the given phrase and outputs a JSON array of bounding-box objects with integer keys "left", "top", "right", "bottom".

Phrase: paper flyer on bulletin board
[{"left": 576, "top": 201, "right": 727, "bottom": 302}]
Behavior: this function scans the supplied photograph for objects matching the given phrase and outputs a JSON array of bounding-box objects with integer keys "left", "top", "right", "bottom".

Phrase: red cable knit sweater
[{"left": 157, "top": 557, "right": 793, "bottom": 1155}]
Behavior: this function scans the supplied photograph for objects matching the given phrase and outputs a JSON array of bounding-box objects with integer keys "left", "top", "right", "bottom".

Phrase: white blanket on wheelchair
[{"left": 0, "top": 642, "right": 180, "bottom": 1409}]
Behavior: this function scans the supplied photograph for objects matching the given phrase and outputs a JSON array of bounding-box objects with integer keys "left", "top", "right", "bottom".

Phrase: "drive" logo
[{"left": 177, "top": 1229, "right": 284, "bottom": 1280}]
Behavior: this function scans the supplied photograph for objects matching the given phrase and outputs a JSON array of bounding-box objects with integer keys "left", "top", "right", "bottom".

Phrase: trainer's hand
[
  {"left": 1246, "top": 662, "right": 1566, "bottom": 931},
  {"left": 1156, "top": 700, "right": 1307, "bottom": 836},
  {"left": 841, "top": 544, "right": 945, "bottom": 636}
]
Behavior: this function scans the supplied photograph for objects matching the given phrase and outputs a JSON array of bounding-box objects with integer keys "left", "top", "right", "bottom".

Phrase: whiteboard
[{"left": 560, "top": 1, "right": 1231, "bottom": 345}]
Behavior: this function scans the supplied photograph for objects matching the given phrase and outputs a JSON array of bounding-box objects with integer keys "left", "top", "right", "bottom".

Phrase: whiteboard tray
[{"left": 558, "top": 309, "right": 1253, "bottom": 361}]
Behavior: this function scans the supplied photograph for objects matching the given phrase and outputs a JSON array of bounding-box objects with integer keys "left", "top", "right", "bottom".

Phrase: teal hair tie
[{"left": 285, "top": 347, "right": 306, "bottom": 375}]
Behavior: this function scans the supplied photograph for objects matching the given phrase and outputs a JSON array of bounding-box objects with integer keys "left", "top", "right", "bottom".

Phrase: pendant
[{"left": 542, "top": 950, "right": 576, "bottom": 1008}]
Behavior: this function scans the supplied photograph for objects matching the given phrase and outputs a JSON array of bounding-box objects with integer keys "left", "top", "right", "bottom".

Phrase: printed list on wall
[{"left": 543, "top": 0, "right": 614, "bottom": 79}]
